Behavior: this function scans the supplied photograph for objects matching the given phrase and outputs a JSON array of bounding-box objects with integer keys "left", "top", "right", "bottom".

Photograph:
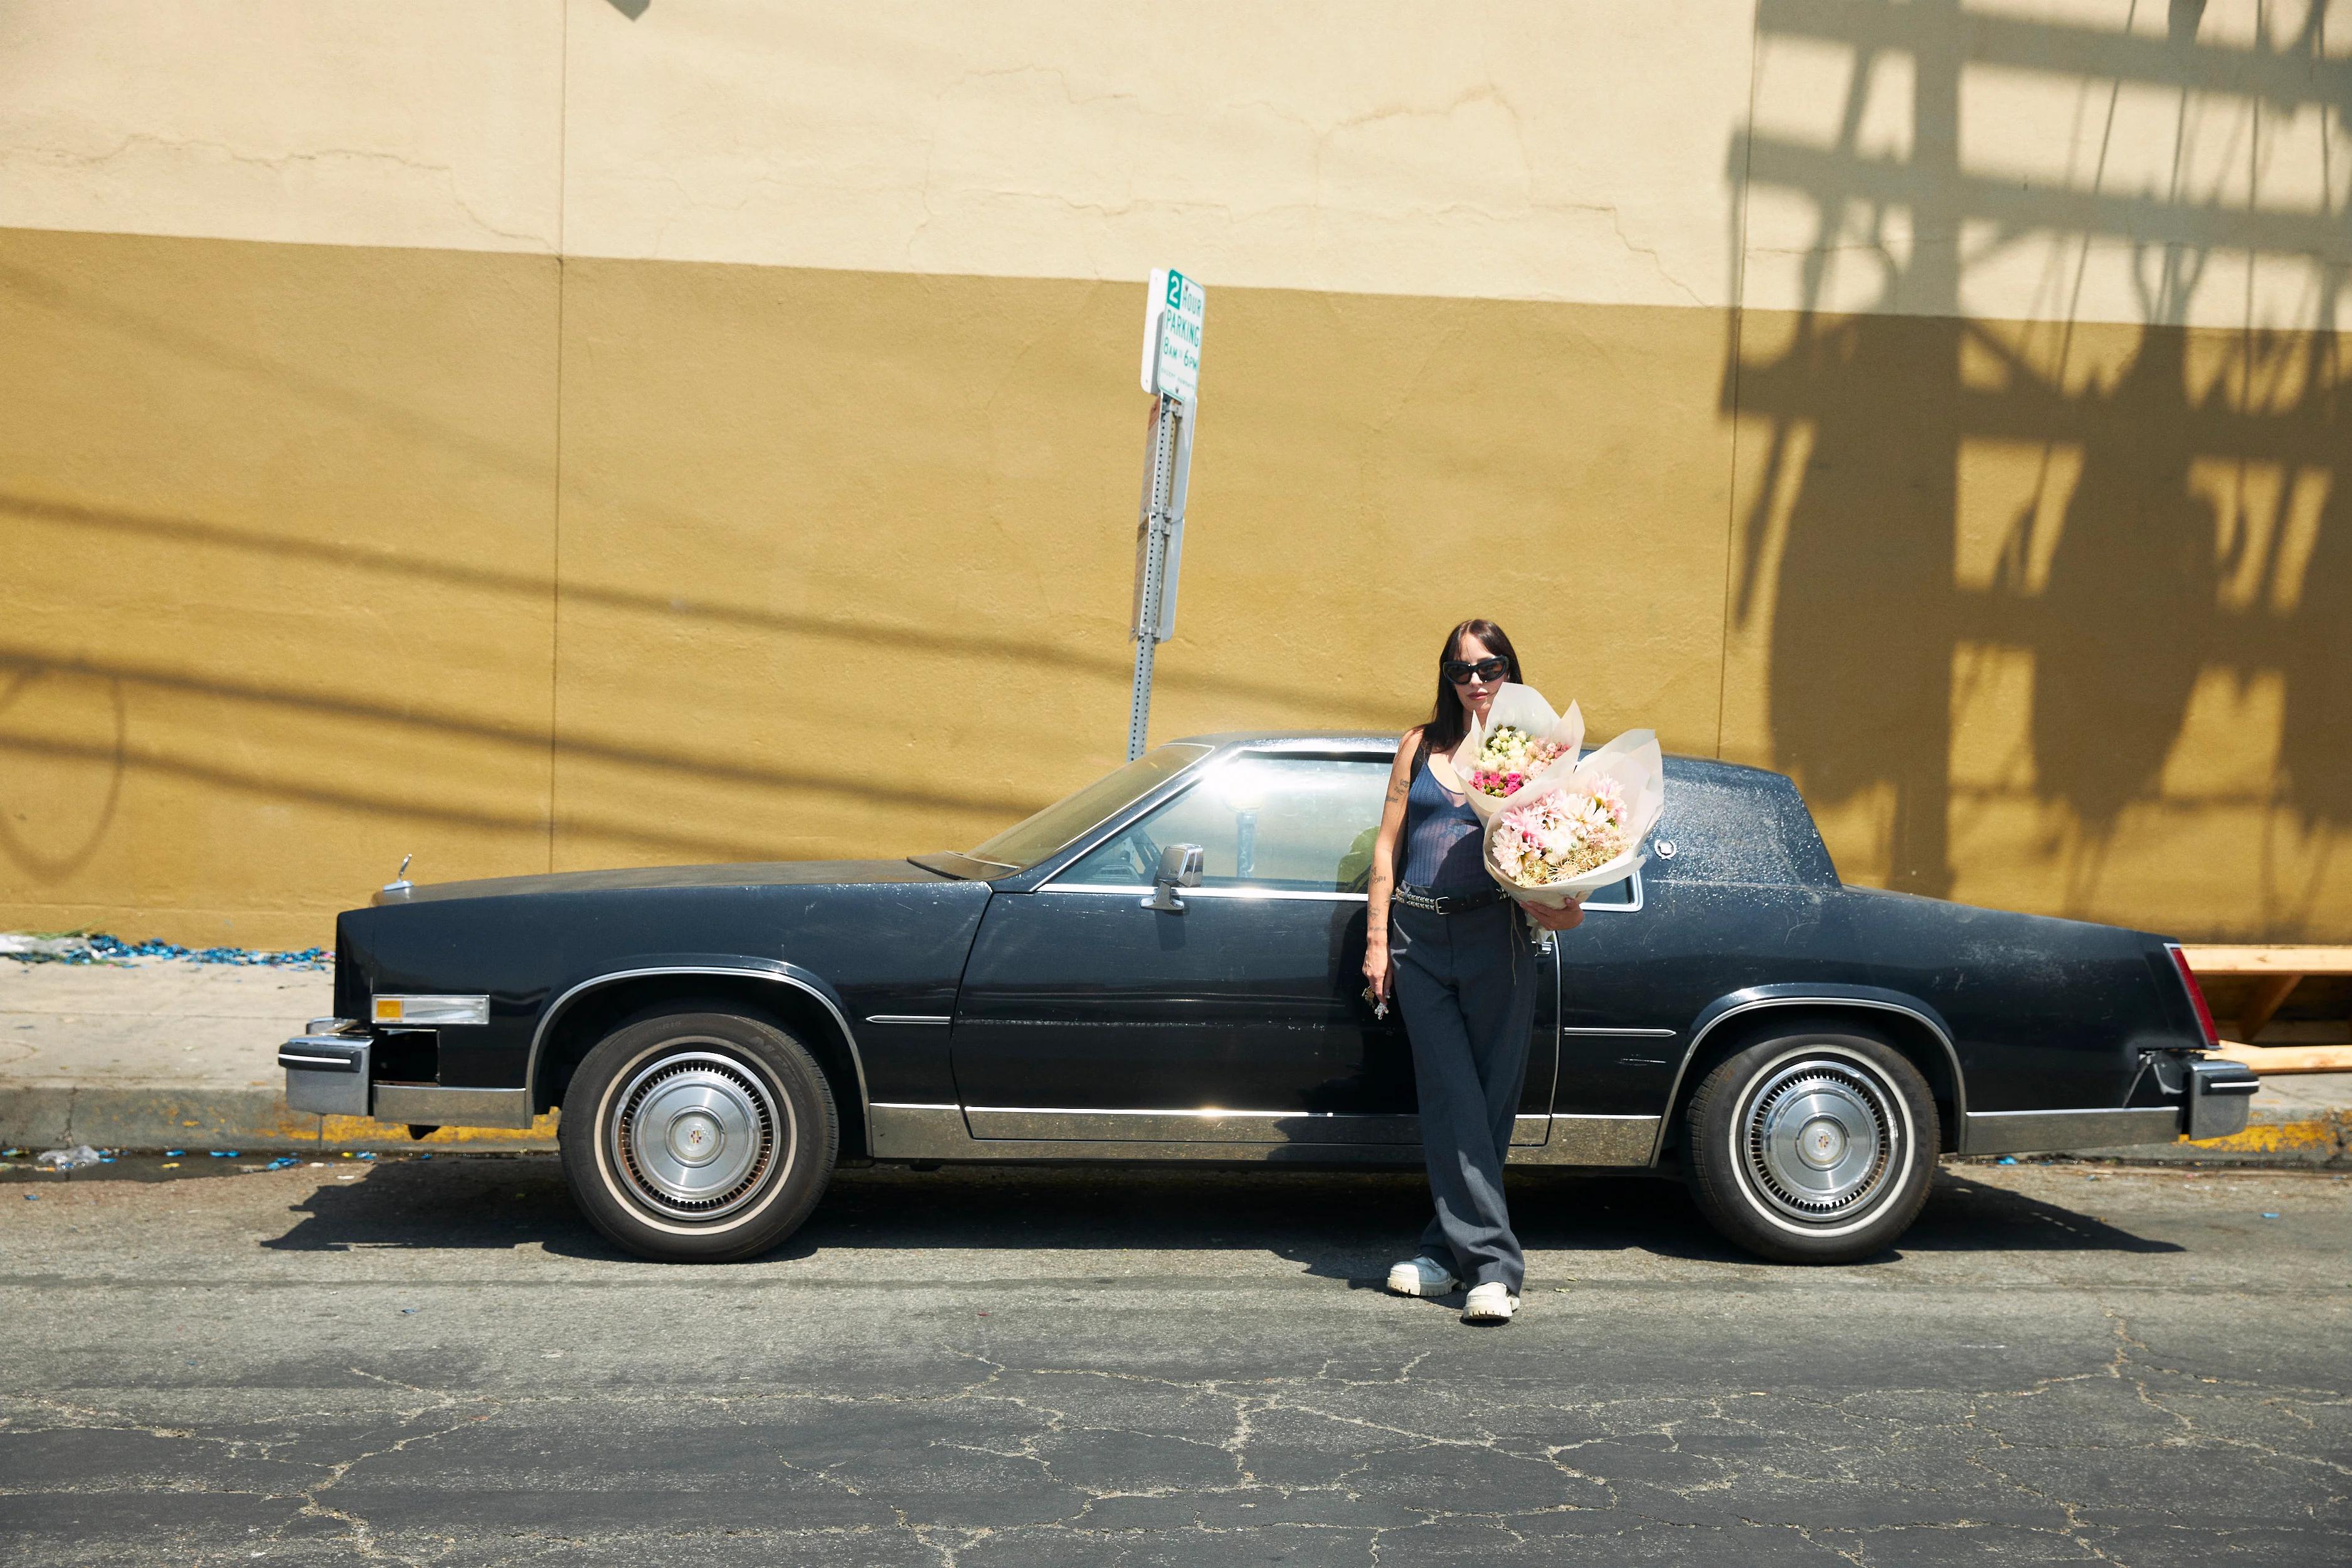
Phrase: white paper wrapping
[
  {"left": 1481, "top": 728, "right": 1667, "bottom": 908},
  {"left": 1434, "top": 683, "right": 1586, "bottom": 824}
]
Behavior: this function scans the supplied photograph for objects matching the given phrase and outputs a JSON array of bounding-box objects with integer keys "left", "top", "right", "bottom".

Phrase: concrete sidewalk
[
  {"left": 0, "top": 958, "right": 554, "bottom": 1153},
  {"left": 1, "top": 954, "right": 2344, "bottom": 1163}
]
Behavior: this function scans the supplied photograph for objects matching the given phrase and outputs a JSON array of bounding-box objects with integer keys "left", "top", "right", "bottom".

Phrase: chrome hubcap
[
  {"left": 608, "top": 1049, "right": 789, "bottom": 1221},
  {"left": 1741, "top": 1057, "right": 1897, "bottom": 1224}
]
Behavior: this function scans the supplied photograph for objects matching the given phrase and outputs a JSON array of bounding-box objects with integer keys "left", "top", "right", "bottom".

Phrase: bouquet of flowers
[
  {"left": 1465, "top": 725, "right": 1572, "bottom": 801},
  {"left": 1434, "top": 684, "right": 1584, "bottom": 823},
  {"left": 1482, "top": 729, "right": 1666, "bottom": 909}
]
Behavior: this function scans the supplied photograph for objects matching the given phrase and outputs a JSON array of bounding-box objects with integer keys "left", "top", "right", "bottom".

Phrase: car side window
[{"left": 1061, "top": 755, "right": 1392, "bottom": 893}]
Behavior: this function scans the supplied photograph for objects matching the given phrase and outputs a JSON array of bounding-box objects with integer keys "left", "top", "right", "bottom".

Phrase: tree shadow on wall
[{"left": 1729, "top": 0, "right": 2349, "bottom": 934}]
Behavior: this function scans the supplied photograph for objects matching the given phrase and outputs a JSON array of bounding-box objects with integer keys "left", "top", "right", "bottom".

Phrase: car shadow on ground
[{"left": 253, "top": 1156, "right": 2182, "bottom": 1268}]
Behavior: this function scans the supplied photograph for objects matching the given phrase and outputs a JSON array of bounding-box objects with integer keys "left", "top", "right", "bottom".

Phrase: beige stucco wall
[{"left": 2, "top": 3, "right": 2347, "bottom": 946}]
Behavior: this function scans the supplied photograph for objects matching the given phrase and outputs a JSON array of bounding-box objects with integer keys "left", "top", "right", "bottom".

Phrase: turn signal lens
[
  {"left": 2166, "top": 945, "right": 2220, "bottom": 1049},
  {"left": 371, "top": 995, "right": 489, "bottom": 1027}
]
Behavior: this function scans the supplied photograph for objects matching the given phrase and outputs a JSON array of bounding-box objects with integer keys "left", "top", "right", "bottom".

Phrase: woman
[{"left": 1364, "top": 619, "right": 1584, "bottom": 1325}]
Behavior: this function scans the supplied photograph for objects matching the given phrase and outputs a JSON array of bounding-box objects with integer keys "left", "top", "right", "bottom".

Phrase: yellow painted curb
[
  {"left": 317, "top": 1111, "right": 560, "bottom": 1148},
  {"left": 2185, "top": 1116, "right": 2346, "bottom": 1156}
]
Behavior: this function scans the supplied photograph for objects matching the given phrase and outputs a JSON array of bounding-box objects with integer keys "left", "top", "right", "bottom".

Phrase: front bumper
[
  {"left": 280, "top": 1018, "right": 370, "bottom": 1117},
  {"left": 279, "top": 1019, "right": 536, "bottom": 1128}
]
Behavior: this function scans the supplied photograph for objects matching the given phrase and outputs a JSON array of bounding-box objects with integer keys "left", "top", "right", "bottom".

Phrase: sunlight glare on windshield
[{"left": 964, "top": 744, "right": 1210, "bottom": 871}]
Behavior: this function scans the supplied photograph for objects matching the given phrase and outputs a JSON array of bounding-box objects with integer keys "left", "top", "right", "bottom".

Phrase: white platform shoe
[
  {"left": 1461, "top": 1281, "right": 1520, "bottom": 1323},
  {"left": 1385, "top": 1256, "right": 1461, "bottom": 1297}
]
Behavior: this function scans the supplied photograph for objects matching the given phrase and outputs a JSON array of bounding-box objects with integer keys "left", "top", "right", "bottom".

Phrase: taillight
[{"left": 2166, "top": 943, "right": 2220, "bottom": 1049}]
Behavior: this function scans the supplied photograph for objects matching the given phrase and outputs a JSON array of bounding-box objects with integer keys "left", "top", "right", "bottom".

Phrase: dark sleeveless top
[{"left": 1399, "top": 751, "right": 1488, "bottom": 893}]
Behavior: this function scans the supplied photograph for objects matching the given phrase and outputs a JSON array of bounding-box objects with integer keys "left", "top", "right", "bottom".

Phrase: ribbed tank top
[{"left": 1399, "top": 753, "right": 1488, "bottom": 893}]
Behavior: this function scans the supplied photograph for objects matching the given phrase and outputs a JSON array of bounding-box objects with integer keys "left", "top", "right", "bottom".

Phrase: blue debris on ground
[{"left": 0, "top": 932, "right": 331, "bottom": 968}]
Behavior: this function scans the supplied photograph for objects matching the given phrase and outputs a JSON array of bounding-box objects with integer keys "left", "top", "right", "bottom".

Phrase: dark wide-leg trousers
[{"left": 1389, "top": 899, "right": 1540, "bottom": 1293}]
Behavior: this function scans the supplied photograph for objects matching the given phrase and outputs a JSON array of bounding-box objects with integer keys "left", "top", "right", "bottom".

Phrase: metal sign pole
[
  {"left": 1126, "top": 267, "right": 1202, "bottom": 761},
  {"left": 1126, "top": 392, "right": 1180, "bottom": 761}
]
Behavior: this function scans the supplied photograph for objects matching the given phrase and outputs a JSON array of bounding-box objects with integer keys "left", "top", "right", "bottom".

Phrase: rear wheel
[
  {"left": 559, "top": 1008, "right": 837, "bottom": 1262},
  {"left": 1683, "top": 1026, "right": 1938, "bottom": 1264}
]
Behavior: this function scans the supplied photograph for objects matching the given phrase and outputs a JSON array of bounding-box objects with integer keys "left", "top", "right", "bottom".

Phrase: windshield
[{"left": 964, "top": 744, "right": 1210, "bottom": 871}]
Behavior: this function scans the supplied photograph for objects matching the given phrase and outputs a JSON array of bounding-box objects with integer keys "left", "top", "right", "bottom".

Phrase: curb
[
  {"left": 0, "top": 1086, "right": 557, "bottom": 1154},
  {"left": 1967, "top": 1111, "right": 2350, "bottom": 1170},
  {"left": 4, "top": 1084, "right": 2346, "bottom": 1168},
  {"left": 2070, "top": 1113, "right": 2350, "bottom": 1168}
]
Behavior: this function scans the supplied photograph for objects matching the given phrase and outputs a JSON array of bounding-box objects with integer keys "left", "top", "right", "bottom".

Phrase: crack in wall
[{"left": 3, "top": 132, "right": 556, "bottom": 250}]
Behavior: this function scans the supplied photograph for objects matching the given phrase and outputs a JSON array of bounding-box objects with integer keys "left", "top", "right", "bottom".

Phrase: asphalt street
[{"left": 4, "top": 1155, "right": 2348, "bottom": 1567}]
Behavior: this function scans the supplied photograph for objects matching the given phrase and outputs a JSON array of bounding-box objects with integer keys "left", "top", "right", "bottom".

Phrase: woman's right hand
[{"left": 1362, "top": 938, "right": 1392, "bottom": 1004}]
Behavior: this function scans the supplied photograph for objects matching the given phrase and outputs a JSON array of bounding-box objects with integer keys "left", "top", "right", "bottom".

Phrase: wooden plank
[
  {"left": 2179, "top": 945, "right": 2352, "bottom": 975},
  {"left": 2211, "top": 1040, "right": 2352, "bottom": 1075},
  {"left": 2236, "top": 972, "right": 2306, "bottom": 1041}
]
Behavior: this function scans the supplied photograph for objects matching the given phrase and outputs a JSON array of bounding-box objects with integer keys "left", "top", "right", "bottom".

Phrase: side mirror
[{"left": 1143, "top": 842, "right": 1205, "bottom": 912}]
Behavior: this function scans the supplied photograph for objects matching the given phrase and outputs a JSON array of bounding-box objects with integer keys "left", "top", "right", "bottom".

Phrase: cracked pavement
[{"left": 4, "top": 1158, "right": 2348, "bottom": 1565}]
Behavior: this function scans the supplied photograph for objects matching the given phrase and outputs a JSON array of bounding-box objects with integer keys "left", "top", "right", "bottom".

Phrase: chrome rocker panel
[{"left": 870, "top": 1104, "right": 1663, "bottom": 1167}]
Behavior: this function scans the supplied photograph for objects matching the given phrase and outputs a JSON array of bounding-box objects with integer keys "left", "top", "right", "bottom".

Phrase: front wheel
[
  {"left": 1683, "top": 1027, "right": 1939, "bottom": 1264},
  {"left": 559, "top": 1009, "right": 837, "bottom": 1262}
]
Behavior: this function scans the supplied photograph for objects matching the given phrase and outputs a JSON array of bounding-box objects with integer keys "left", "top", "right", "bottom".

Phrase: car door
[
  {"left": 951, "top": 748, "right": 1546, "bottom": 1149},
  {"left": 1543, "top": 869, "right": 1680, "bottom": 1162}
]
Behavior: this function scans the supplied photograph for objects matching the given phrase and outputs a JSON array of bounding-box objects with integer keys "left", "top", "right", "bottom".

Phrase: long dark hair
[{"left": 1415, "top": 618, "right": 1523, "bottom": 772}]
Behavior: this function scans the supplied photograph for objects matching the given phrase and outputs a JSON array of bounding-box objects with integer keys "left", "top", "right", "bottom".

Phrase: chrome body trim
[
  {"left": 1579, "top": 869, "right": 1644, "bottom": 914},
  {"left": 959, "top": 1106, "right": 1548, "bottom": 1147},
  {"left": 281, "top": 1032, "right": 366, "bottom": 1059},
  {"left": 1960, "top": 1106, "right": 2182, "bottom": 1155},
  {"left": 1039, "top": 875, "right": 1646, "bottom": 910},
  {"left": 1512, "top": 1114, "right": 1662, "bottom": 1167},
  {"left": 1561, "top": 1026, "right": 1679, "bottom": 1037},
  {"left": 524, "top": 965, "right": 871, "bottom": 1150},
  {"left": 1649, "top": 990, "right": 1968, "bottom": 1165},
  {"left": 372, "top": 1084, "right": 537, "bottom": 1129},
  {"left": 935, "top": 1138, "right": 1419, "bottom": 1164},
  {"left": 1047, "top": 882, "right": 1368, "bottom": 903},
  {"left": 869, "top": 1103, "right": 975, "bottom": 1159},
  {"left": 864, "top": 1015, "right": 951, "bottom": 1026},
  {"left": 278, "top": 1047, "right": 364, "bottom": 1071},
  {"left": 867, "top": 1110, "right": 1651, "bottom": 1165},
  {"left": 305, "top": 1016, "right": 363, "bottom": 1036}
]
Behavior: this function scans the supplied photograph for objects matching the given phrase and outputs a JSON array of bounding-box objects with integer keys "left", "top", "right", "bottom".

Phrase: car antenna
[{"left": 383, "top": 852, "right": 413, "bottom": 896}]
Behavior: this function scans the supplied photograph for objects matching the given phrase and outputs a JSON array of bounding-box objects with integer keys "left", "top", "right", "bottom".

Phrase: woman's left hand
[{"left": 1525, "top": 898, "right": 1584, "bottom": 933}]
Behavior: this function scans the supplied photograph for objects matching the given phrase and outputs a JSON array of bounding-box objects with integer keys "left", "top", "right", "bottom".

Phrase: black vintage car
[{"left": 281, "top": 734, "right": 2256, "bottom": 1264}]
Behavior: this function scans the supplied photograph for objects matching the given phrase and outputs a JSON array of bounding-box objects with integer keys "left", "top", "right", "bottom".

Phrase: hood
[{"left": 384, "top": 859, "right": 956, "bottom": 905}]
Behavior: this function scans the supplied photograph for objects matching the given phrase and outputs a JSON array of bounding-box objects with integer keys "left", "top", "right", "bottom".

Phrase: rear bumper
[
  {"left": 1959, "top": 1057, "right": 2260, "bottom": 1155},
  {"left": 280, "top": 1020, "right": 536, "bottom": 1128}
]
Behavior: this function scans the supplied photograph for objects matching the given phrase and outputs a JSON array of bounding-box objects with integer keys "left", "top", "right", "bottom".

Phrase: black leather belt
[{"left": 1392, "top": 883, "right": 1504, "bottom": 915}]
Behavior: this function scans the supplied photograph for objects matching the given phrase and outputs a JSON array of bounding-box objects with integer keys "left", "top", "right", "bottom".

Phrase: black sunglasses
[{"left": 1441, "top": 656, "right": 1511, "bottom": 686}]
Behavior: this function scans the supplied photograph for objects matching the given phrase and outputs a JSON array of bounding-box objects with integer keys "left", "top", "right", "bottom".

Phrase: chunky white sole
[
  {"left": 1385, "top": 1261, "right": 1460, "bottom": 1297},
  {"left": 1461, "top": 1286, "right": 1521, "bottom": 1323}
]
